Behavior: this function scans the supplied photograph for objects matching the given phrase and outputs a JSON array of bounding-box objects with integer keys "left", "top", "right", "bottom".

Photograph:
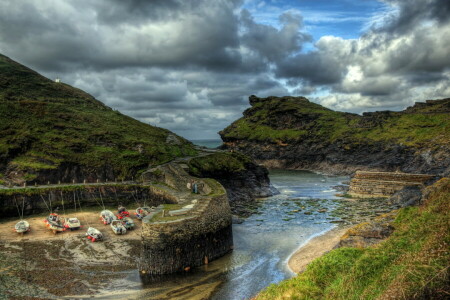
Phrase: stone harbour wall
[
  {"left": 0, "top": 183, "right": 175, "bottom": 218},
  {"left": 348, "top": 171, "right": 435, "bottom": 198},
  {"left": 139, "top": 183, "right": 233, "bottom": 275}
]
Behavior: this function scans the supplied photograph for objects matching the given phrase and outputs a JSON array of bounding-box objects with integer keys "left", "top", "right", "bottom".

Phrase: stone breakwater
[
  {"left": 348, "top": 171, "right": 435, "bottom": 198},
  {"left": 139, "top": 162, "right": 233, "bottom": 275}
]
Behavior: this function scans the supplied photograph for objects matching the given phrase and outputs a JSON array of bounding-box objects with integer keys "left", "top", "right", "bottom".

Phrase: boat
[
  {"left": 63, "top": 217, "right": 81, "bottom": 231},
  {"left": 135, "top": 207, "right": 152, "bottom": 219},
  {"left": 85, "top": 227, "right": 103, "bottom": 242},
  {"left": 116, "top": 206, "right": 130, "bottom": 220},
  {"left": 121, "top": 217, "right": 135, "bottom": 230},
  {"left": 100, "top": 210, "right": 116, "bottom": 225},
  {"left": 15, "top": 220, "right": 30, "bottom": 235},
  {"left": 44, "top": 213, "right": 66, "bottom": 234},
  {"left": 110, "top": 220, "right": 127, "bottom": 235}
]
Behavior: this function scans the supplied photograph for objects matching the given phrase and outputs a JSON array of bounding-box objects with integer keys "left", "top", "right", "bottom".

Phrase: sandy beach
[{"left": 288, "top": 226, "right": 349, "bottom": 274}]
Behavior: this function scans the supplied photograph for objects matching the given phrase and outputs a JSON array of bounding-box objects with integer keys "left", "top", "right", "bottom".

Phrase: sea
[{"left": 190, "top": 139, "right": 223, "bottom": 149}]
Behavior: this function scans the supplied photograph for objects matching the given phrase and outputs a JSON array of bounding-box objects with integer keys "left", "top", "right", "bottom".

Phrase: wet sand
[
  {"left": 287, "top": 226, "right": 349, "bottom": 274},
  {"left": 0, "top": 211, "right": 141, "bottom": 242},
  {"left": 0, "top": 211, "right": 142, "bottom": 298}
]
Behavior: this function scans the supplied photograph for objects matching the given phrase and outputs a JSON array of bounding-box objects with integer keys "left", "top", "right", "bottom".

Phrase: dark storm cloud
[
  {"left": 240, "top": 9, "right": 312, "bottom": 62},
  {"left": 95, "top": 0, "right": 183, "bottom": 24},
  {"left": 0, "top": 0, "right": 245, "bottom": 72},
  {"left": 275, "top": 52, "right": 344, "bottom": 84},
  {"left": 375, "top": 0, "right": 450, "bottom": 34},
  {"left": 0, "top": 0, "right": 449, "bottom": 138}
]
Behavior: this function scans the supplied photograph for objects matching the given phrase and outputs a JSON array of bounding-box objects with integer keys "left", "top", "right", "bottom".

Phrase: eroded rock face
[
  {"left": 338, "top": 210, "right": 397, "bottom": 248},
  {"left": 389, "top": 186, "right": 423, "bottom": 207},
  {"left": 220, "top": 96, "right": 450, "bottom": 176},
  {"left": 212, "top": 162, "right": 275, "bottom": 216}
]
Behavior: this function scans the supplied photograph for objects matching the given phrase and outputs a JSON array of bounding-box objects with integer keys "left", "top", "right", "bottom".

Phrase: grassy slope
[
  {"left": 187, "top": 152, "right": 253, "bottom": 177},
  {"left": 221, "top": 96, "right": 450, "bottom": 148},
  {"left": 257, "top": 178, "right": 449, "bottom": 300},
  {"left": 0, "top": 54, "right": 197, "bottom": 181}
]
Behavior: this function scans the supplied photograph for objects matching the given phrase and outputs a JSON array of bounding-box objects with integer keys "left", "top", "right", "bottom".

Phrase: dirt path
[
  {"left": 1, "top": 210, "right": 142, "bottom": 242},
  {"left": 288, "top": 226, "right": 349, "bottom": 274}
]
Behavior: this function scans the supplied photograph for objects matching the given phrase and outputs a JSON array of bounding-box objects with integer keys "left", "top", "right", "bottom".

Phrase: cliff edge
[{"left": 220, "top": 95, "right": 450, "bottom": 176}]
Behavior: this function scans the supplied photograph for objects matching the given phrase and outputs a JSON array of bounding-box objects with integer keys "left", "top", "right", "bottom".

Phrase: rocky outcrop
[
  {"left": 388, "top": 186, "right": 423, "bottom": 207},
  {"left": 348, "top": 171, "right": 435, "bottom": 198},
  {"left": 220, "top": 96, "right": 450, "bottom": 176},
  {"left": 338, "top": 210, "right": 397, "bottom": 248}
]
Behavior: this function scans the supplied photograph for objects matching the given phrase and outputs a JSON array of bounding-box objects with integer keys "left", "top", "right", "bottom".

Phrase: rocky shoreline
[{"left": 287, "top": 180, "right": 429, "bottom": 276}]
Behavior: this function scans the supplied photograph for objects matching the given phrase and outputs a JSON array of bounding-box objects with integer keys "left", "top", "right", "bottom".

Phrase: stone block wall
[
  {"left": 139, "top": 182, "right": 233, "bottom": 275},
  {"left": 0, "top": 184, "right": 175, "bottom": 218},
  {"left": 348, "top": 171, "right": 435, "bottom": 198}
]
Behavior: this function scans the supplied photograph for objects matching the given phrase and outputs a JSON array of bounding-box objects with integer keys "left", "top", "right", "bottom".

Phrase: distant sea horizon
[{"left": 189, "top": 138, "right": 223, "bottom": 149}]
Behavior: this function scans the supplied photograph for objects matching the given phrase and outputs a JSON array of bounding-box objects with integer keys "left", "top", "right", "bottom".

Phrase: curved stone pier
[{"left": 138, "top": 163, "right": 233, "bottom": 275}]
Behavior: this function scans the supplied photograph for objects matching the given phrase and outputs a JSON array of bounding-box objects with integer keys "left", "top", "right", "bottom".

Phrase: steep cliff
[{"left": 220, "top": 95, "right": 450, "bottom": 175}]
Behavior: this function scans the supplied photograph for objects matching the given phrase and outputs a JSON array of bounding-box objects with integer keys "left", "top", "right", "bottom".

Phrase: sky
[{"left": 1, "top": 0, "right": 449, "bottom": 139}]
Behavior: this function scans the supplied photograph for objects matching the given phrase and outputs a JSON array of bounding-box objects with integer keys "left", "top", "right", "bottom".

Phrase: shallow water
[{"left": 94, "top": 170, "right": 349, "bottom": 299}]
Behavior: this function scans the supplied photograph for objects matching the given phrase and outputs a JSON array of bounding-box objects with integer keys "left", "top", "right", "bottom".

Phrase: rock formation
[
  {"left": 348, "top": 171, "right": 435, "bottom": 198},
  {"left": 220, "top": 95, "right": 450, "bottom": 176}
]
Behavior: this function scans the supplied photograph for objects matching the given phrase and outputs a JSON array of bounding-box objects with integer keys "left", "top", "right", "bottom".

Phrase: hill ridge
[
  {"left": 220, "top": 95, "right": 450, "bottom": 175},
  {"left": 0, "top": 54, "right": 197, "bottom": 185}
]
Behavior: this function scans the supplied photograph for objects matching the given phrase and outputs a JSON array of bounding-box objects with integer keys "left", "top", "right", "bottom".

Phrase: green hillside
[
  {"left": 257, "top": 178, "right": 450, "bottom": 300},
  {"left": 0, "top": 54, "right": 197, "bottom": 184},
  {"left": 221, "top": 95, "right": 450, "bottom": 148}
]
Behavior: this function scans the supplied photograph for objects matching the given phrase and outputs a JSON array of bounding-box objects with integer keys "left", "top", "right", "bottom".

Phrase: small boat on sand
[
  {"left": 63, "top": 217, "right": 81, "bottom": 231},
  {"left": 111, "top": 220, "right": 127, "bottom": 235},
  {"left": 100, "top": 210, "right": 116, "bottom": 225},
  {"left": 15, "top": 220, "right": 30, "bottom": 235},
  {"left": 44, "top": 213, "right": 66, "bottom": 234},
  {"left": 116, "top": 205, "right": 130, "bottom": 220},
  {"left": 85, "top": 227, "right": 103, "bottom": 242},
  {"left": 135, "top": 207, "right": 152, "bottom": 219},
  {"left": 122, "top": 217, "right": 135, "bottom": 230}
]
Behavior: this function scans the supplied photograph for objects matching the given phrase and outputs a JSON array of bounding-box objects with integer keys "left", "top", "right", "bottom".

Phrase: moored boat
[
  {"left": 100, "top": 210, "right": 116, "bottom": 225},
  {"left": 44, "top": 213, "right": 66, "bottom": 234},
  {"left": 135, "top": 206, "right": 152, "bottom": 219},
  {"left": 15, "top": 220, "right": 30, "bottom": 235},
  {"left": 85, "top": 227, "right": 103, "bottom": 242},
  {"left": 122, "top": 217, "right": 135, "bottom": 230},
  {"left": 116, "top": 205, "right": 130, "bottom": 220},
  {"left": 63, "top": 217, "right": 81, "bottom": 231},
  {"left": 110, "top": 220, "right": 127, "bottom": 235}
]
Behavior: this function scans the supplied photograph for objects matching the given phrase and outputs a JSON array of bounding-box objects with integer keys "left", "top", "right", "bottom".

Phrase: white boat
[
  {"left": 85, "top": 227, "right": 103, "bottom": 242},
  {"left": 110, "top": 220, "right": 127, "bottom": 235},
  {"left": 15, "top": 220, "right": 30, "bottom": 235},
  {"left": 100, "top": 210, "right": 116, "bottom": 225},
  {"left": 44, "top": 213, "right": 66, "bottom": 234},
  {"left": 135, "top": 207, "right": 152, "bottom": 219},
  {"left": 122, "top": 217, "right": 135, "bottom": 230},
  {"left": 63, "top": 217, "right": 81, "bottom": 231}
]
